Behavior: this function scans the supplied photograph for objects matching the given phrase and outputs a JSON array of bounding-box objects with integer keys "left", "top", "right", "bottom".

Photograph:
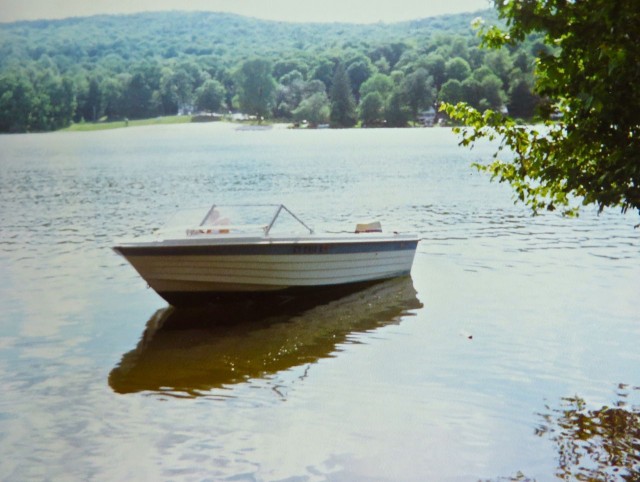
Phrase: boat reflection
[{"left": 109, "top": 277, "right": 422, "bottom": 397}]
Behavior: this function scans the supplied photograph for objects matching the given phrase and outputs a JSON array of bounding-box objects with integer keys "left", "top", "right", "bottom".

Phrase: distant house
[
  {"left": 178, "top": 104, "right": 195, "bottom": 116},
  {"left": 230, "top": 112, "right": 257, "bottom": 122},
  {"left": 191, "top": 113, "right": 225, "bottom": 123},
  {"left": 418, "top": 107, "right": 436, "bottom": 126}
]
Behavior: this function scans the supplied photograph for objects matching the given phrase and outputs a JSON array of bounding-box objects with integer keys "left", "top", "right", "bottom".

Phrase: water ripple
[{"left": 1, "top": 126, "right": 638, "bottom": 481}]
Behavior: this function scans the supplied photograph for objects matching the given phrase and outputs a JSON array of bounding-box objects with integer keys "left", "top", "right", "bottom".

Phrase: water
[{"left": 0, "top": 123, "right": 638, "bottom": 481}]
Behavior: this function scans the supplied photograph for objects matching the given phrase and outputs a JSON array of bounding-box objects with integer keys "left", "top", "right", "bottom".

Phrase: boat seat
[{"left": 355, "top": 221, "right": 382, "bottom": 233}]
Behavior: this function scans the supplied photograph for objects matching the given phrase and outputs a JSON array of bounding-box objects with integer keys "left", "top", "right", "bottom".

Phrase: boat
[{"left": 113, "top": 204, "right": 419, "bottom": 305}]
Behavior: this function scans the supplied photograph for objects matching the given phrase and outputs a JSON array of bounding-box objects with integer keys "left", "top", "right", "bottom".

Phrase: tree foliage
[
  {"left": 402, "top": 68, "right": 435, "bottom": 120},
  {"left": 292, "top": 91, "right": 330, "bottom": 127},
  {"left": 359, "top": 73, "right": 393, "bottom": 100},
  {"left": 445, "top": 57, "right": 472, "bottom": 82},
  {"left": 195, "top": 79, "right": 225, "bottom": 113},
  {"left": 438, "top": 79, "right": 464, "bottom": 105},
  {"left": 359, "top": 92, "right": 385, "bottom": 126},
  {"left": 443, "top": 0, "right": 640, "bottom": 215},
  {"left": 385, "top": 90, "right": 411, "bottom": 127},
  {"left": 329, "top": 62, "right": 356, "bottom": 128},
  {"left": 0, "top": 9, "right": 544, "bottom": 131},
  {"left": 234, "top": 59, "right": 276, "bottom": 119}
]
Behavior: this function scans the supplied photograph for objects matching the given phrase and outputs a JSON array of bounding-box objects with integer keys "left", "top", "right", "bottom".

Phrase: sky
[{"left": 0, "top": 0, "right": 491, "bottom": 24}]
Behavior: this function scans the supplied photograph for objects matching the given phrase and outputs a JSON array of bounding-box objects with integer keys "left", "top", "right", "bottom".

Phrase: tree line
[
  {"left": 0, "top": 10, "right": 547, "bottom": 132},
  {"left": 444, "top": 0, "right": 640, "bottom": 215}
]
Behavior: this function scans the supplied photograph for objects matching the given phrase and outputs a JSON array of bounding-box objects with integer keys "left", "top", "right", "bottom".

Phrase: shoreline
[
  {"left": 58, "top": 116, "right": 453, "bottom": 133},
  {"left": 61, "top": 115, "right": 196, "bottom": 132},
  {"left": 60, "top": 116, "right": 300, "bottom": 133}
]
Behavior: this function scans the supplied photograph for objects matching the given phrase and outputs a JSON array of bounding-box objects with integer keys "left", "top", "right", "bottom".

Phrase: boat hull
[{"left": 114, "top": 236, "right": 418, "bottom": 305}]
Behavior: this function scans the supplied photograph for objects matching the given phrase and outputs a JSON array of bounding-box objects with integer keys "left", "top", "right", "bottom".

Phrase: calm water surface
[{"left": 0, "top": 124, "right": 638, "bottom": 481}]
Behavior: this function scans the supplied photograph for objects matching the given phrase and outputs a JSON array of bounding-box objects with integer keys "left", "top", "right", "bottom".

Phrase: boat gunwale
[{"left": 113, "top": 234, "right": 419, "bottom": 257}]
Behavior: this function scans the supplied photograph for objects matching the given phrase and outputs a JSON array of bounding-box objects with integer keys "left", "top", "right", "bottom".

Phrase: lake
[{"left": 0, "top": 123, "right": 638, "bottom": 481}]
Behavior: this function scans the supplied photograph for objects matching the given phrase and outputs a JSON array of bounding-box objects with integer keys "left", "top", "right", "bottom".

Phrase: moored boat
[{"left": 113, "top": 204, "right": 419, "bottom": 305}]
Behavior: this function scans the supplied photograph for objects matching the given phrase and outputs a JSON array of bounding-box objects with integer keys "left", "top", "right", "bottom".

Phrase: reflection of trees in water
[
  {"left": 484, "top": 384, "right": 639, "bottom": 482},
  {"left": 535, "top": 384, "right": 639, "bottom": 481}
]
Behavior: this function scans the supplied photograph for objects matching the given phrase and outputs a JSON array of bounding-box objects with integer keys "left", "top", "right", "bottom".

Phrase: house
[{"left": 417, "top": 107, "right": 436, "bottom": 126}]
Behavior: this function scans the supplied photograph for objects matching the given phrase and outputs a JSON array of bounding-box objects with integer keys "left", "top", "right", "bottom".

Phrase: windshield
[{"left": 162, "top": 204, "right": 314, "bottom": 237}]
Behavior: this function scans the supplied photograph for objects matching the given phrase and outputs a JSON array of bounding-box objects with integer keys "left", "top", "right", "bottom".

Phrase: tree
[
  {"left": 235, "top": 58, "right": 276, "bottom": 119},
  {"left": 449, "top": 37, "right": 469, "bottom": 61},
  {"left": 48, "top": 76, "right": 76, "bottom": 129},
  {"left": 385, "top": 89, "right": 411, "bottom": 127},
  {"left": 438, "top": 79, "right": 464, "bottom": 105},
  {"left": 0, "top": 73, "right": 35, "bottom": 132},
  {"left": 472, "top": 66, "right": 494, "bottom": 82},
  {"left": 159, "top": 68, "right": 194, "bottom": 115},
  {"left": 484, "top": 49, "right": 513, "bottom": 87},
  {"left": 359, "top": 92, "right": 385, "bottom": 126},
  {"left": 444, "top": 57, "right": 471, "bottom": 82},
  {"left": 273, "top": 58, "right": 309, "bottom": 81},
  {"left": 395, "top": 50, "right": 420, "bottom": 73},
  {"left": 195, "top": 79, "right": 225, "bottom": 113},
  {"left": 123, "top": 71, "right": 154, "bottom": 119},
  {"left": 292, "top": 91, "right": 330, "bottom": 127},
  {"left": 359, "top": 73, "right": 393, "bottom": 101},
  {"left": 443, "top": 0, "right": 640, "bottom": 215},
  {"left": 346, "top": 56, "right": 374, "bottom": 101},
  {"left": 274, "top": 75, "right": 306, "bottom": 119},
  {"left": 329, "top": 62, "right": 356, "bottom": 128},
  {"left": 81, "top": 77, "right": 102, "bottom": 122},
  {"left": 374, "top": 57, "right": 390, "bottom": 74},
  {"left": 279, "top": 70, "right": 303, "bottom": 87},
  {"left": 461, "top": 77, "right": 483, "bottom": 109},
  {"left": 479, "top": 74, "right": 506, "bottom": 110},
  {"left": 302, "top": 80, "right": 328, "bottom": 98},
  {"left": 401, "top": 68, "right": 435, "bottom": 121},
  {"left": 370, "top": 42, "right": 408, "bottom": 70},
  {"left": 507, "top": 77, "right": 539, "bottom": 120},
  {"left": 513, "top": 51, "right": 533, "bottom": 74},
  {"left": 101, "top": 76, "right": 125, "bottom": 120},
  {"left": 25, "top": 69, "right": 77, "bottom": 130},
  {"left": 310, "top": 57, "right": 335, "bottom": 92},
  {"left": 423, "top": 53, "right": 447, "bottom": 89}
]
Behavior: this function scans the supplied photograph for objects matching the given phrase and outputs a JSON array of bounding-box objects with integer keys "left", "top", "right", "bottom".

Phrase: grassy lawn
[{"left": 61, "top": 115, "right": 193, "bottom": 132}]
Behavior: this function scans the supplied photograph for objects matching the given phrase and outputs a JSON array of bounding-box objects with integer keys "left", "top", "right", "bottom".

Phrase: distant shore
[
  {"left": 59, "top": 116, "right": 304, "bottom": 132},
  {"left": 60, "top": 115, "right": 195, "bottom": 132},
  {"left": 59, "top": 116, "right": 443, "bottom": 133}
]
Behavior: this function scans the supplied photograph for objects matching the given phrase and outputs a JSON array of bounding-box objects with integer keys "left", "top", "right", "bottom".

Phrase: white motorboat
[{"left": 113, "top": 204, "right": 419, "bottom": 305}]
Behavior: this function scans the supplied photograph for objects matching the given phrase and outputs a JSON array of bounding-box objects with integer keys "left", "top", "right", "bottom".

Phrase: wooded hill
[{"left": 0, "top": 10, "right": 548, "bottom": 132}]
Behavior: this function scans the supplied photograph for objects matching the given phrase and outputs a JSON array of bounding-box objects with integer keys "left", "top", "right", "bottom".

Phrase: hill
[
  {"left": 0, "top": 11, "right": 494, "bottom": 70},
  {"left": 0, "top": 9, "right": 544, "bottom": 132}
]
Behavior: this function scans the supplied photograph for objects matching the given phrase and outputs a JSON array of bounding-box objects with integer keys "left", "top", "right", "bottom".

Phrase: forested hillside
[{"left": 0, "top": 10, "right": 548, "bottom": 132}]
